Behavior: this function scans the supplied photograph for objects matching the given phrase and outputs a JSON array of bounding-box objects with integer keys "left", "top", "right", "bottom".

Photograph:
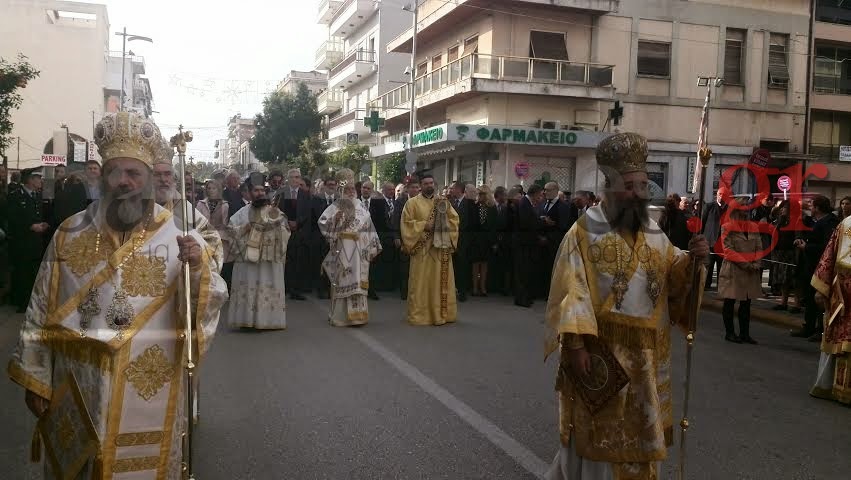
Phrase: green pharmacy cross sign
[{"left": 364, "top": 111, "right": 385, "bottom": 133}]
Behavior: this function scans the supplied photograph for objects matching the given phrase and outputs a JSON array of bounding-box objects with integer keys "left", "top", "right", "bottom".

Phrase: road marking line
[
  {"left": 306, "top": 296, "right": 549, "bottom": 478},
  {"left": 352, "top": 329, "right": 549, "bottom": 479}
]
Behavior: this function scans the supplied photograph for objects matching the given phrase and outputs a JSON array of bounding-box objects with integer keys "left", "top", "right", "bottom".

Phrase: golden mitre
[
  {"left": 596, "top": 132, "right": 648, "bottom": 176},
  {"left": 152, "top": 139, "right": 174, "bottom": 166},
  {"left": 93, "top": 111, "right": 166, "bottom": 168},
  {"left": 335, "top": 168, "right": 355, "bottom": 187}
]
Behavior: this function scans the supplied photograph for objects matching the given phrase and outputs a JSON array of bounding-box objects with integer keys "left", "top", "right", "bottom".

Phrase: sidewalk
[{"left": 700, "top": 289, "right": 803, "bottom": 330}]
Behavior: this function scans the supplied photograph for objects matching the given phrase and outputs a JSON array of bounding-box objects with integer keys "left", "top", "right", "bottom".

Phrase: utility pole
[
  {"left": 403, "top": 1, "right": 419, "bottom": 174},
  {"left": 17, "top": 136, "right": 20, "bottom": 170},
  {"left": 802, "top": 0, "right": 816, "bottom": 190},
  {"left": 115, "top": 28, "right": 153, "bottom": 113}
]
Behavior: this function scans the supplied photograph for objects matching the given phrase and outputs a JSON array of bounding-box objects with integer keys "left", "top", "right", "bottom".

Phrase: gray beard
[
  {"left": 602, "top": 196, "right": 650, "bottom": 234},
  {"left": 103, "top": 194, "right": 147, "bottom": 231}
]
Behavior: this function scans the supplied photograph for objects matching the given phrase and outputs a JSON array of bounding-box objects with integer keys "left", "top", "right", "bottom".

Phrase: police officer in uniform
[{"left": 7, "top": 167, "right": 50, "bottom": 312}]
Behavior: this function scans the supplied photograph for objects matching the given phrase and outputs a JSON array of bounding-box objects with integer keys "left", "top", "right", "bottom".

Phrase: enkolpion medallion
[{"left": 106, "top": 288, "right": 134, "bottom": 340}]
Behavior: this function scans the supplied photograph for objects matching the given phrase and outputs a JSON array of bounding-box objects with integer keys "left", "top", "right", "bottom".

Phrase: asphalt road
[{"left": 0, "top": 294, "right": 849, "bottom": 479}]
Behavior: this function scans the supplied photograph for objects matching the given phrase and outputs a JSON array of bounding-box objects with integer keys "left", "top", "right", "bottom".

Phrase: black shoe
[
  {"left": 290, "top": 293, "right": 306, "bottom": 301},
  {"left": 15, "top": 306, "right": 26, "bottom": 314},
  {"left": 368, "top": 292, "right": 379, "bottom": 300},
  {"left": 514, "top": 300, "right": 532, "bottom": 308},
  {"left": 725, "top": 333, "right": 743, "bottom": 343},
  {"left": 741, "top": 336, "right": 758, "bottom": 345},
  {"left": 458, "top": 294, "right": 467, "bottom": 302},
  {"left": 772, "top": 305, "right": 788, "bottom": 311},
  {"left": 400, "top": 295, "right": 407, "bottom": 301},
  {"left": 790, "top": 328, "right": 813, "bottom": 338},
  {"left": 807, "top": 332, "right": 823, "bottom": 343}
]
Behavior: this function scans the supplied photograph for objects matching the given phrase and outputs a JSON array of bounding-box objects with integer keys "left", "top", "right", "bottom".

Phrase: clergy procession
[{"left": 2, "top": 112, "right": 850, "bottom": 479}]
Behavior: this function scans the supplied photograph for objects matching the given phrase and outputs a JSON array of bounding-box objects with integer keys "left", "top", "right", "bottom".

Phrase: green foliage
[
  {"left": 328, "top": 144, "right": 370, "bottom": 175},
  {"left": 0, "top": 54, "right": 40, "bottom": 162},
  {"left": 249, "top": 83, "right": 320, "bottom": 164},
  {"left": 290, "top": 135, "right": 331, "bottom": 181},
  {"left": 377, "top": 152, "right": 406, "bottom": 185}
]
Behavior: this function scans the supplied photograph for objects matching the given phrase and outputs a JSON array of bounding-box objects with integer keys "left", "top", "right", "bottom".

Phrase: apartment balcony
[
  {"left": 369, "top": 53, "right": 614, "bottom": 121},
  {"left": 315, "top": 37, "right": 345, "bottom": 70},
  {"left": 328, "top": 108, "right": 370, "bottom": 139},
  {"left": 328, "top": 49, "right": 376, "bottom": 90},
  {"left": 330, "top": 0, "right": 376, "bottom": 38},
  {"left": 388, "top": 0, "right": 618, "bottom": 53},
  {"left": 318, "top": 0, "right": 342, "bottom": 24},
  {"left": 317, "top": 89, "right": 343, "bottom": 115}
]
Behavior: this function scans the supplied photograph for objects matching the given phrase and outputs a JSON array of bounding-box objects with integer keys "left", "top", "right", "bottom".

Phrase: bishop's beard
[
  {"left": 603, "top": 196, "right": 650, "bottom": 234},
  {"left": 103, "top": 188, "right": 150, "bottom": 231}
]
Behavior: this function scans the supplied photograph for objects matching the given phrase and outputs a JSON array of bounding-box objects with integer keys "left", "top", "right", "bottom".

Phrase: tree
[
  {"left": 377, "top": 152, "right": 406, "bottom": 185},
  {"left": 329, "top": 144, "right": 370, "bottom": 175},
  {"left": 291, "top": 135, "right": 331, "bottom": 180},
  {"left": 0, "top": 54, "right": 40, "bottom": 165},
  {"left": 250, "top": 83, "right": 320, "bottom": 165}
]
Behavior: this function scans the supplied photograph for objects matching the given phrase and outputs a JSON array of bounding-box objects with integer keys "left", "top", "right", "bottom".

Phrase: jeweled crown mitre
[
  {"left": 596, "top": 132, "right": 648, "bottom": 176},
  {"left": 94, "top": 111, "right": 165, "bottom": 168}
]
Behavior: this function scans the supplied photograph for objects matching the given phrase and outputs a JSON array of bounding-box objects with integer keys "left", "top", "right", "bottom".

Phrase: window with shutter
[
  {"left": 432, "top": 54, "right": 443, "bottom": 70},
  {"left": 448, "top": 46, "right": 459, "bottom": 62},
  {"left": 724, "top": 29, "right": 745, "bottom": 85},
  {"left": 463, "top": 36, "right": 479, "bottom": 56},
  {"left": 416, "top": 61, "right": 428, "bottom": 76},
  {"left": 529, "top": 31, "right": 569, "bottom": 60},
  {"left": 637, "top": 41, "right": 671, "bottom": 77},
  {"left": 768, "top": 33, "right": 789, "bottom": 87}
]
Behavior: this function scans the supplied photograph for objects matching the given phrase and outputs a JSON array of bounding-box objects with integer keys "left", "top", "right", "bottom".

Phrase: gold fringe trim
[
  {"left": 92, "top": 453, "right": 103, "bottom": 480},
  {"left": 39, "top": 327, "right": 113, "bottom": 373},
  {"left": 597, "top": 321, "right": 658, "bottom": 351},
  {"left": 30, "top": 428, "right": 41, "bottom": 463}
]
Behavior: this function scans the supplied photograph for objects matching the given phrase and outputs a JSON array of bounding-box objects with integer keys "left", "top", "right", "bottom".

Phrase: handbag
[{"left": 560, "top": 337, "right": 630, "bottom": 415}]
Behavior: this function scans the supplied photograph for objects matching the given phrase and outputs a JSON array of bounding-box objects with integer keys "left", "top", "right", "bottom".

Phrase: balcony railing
[
  {"left": 329, "top": 108, "right": 366, "bottom": 129},
  {"left": 316, "top": 38, "right": 344, "bottom": 63},
  {"left": 331, "top": 0, "right": 357, "bottom": 23},
  {"left": 370, "top": 53, "right": 614, "bottom": 111},
  {"left": 810, "top": 143, "right": 851, "bottom": 162},
  {"left": 330, "top": 49, "right": 376, "bottom": 77}
]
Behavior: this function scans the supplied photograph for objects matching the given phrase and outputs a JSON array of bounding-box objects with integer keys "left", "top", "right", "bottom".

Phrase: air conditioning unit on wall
[{"left": 538, "top": 119, "right": 561, "bottom": 129}]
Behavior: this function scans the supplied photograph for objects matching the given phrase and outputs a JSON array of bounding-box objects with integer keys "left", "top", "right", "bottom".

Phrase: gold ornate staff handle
[
  {"left": 679, "top": 145, "right": 711, "bottom": 480},
  {"left": 169, "top": 125, "right": 197, "bottom": 480}
]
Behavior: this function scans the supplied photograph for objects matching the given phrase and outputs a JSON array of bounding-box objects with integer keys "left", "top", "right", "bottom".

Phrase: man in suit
[
  {"left": 490, "top": 186, "right": 512, "bottom": 296},
  {"left": 223, "top": 170, "right": 244, "bottom": 220},
  {"left": 312, "top": 177, "right": 338, "bottom": 299},
  {"left": 512, "top": 183, "right": 545, "bottom": 307},
  {"left": 7, "top": 168, "right": 50, "bottom": 312},
  {"left": 280, "top": 168, "right": 313, "bottom": 300},
  {"left": 449, "top": 181, "right": 474, "bottom": 302},
  {"left": 361, "top": 181, "right": 385, "bottom": 300},
  {"left": 392, "top": 179, "right": 420, "bottom": 300},
  {"left": 701, "top": 188, "right": 728, "bottom": 289},
  {"left": 375, "top": 181, "right": 399, "bottom": 291},
  {"left": 538, "top": 181, "right": 577, "bottom": 299},
  {"left": 792, "top": 195, "right": 840, "bottom": 340}
]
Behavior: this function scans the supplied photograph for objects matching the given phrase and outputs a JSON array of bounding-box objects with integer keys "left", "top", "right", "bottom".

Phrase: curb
[{"left": 701, "top": 298, "right": 800, "bottom": 330}]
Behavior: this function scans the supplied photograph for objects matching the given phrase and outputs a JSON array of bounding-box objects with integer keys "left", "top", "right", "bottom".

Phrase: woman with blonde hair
[{"left": 470, "top": 184, "right": 498, "bottom": 296}]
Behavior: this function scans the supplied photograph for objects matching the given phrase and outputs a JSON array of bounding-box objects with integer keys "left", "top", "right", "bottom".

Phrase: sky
[{"left": 86, "top": 0, "right": 328, "bottom": 164}]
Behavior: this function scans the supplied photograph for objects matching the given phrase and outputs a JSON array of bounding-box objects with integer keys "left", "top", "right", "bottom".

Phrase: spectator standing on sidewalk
[
  {"left": 702, "top": 187, "right": 728, "bottom": 289},
  {"left": 837, "top": 196, "right": 851, "bottom": 220},
  {"left": 792, "top": 195, "right": 840, "bottom": 341},
  {"left": 658, "top": 193, "right": 690, "bottom": 250},
  {"left": 770, "top": 200, "right": 800, "bottom": 312},
  {"left": 717, "top": 208, "right": 763, "bottom": 344}
]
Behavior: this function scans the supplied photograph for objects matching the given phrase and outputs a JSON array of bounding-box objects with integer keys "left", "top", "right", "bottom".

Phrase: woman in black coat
[
  {"left": 470, "top": 185, "right": 498, "bottom": 296},
  {"left": 658, "top": 193, "right": 690, "bottom": 250}
]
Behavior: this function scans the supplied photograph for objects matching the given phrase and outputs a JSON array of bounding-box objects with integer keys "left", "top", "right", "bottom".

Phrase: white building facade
[{"left": 316, "top": 0, "right": 411, "bottom": 152}]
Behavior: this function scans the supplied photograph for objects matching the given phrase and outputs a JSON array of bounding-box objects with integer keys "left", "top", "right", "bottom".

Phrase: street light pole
[
  {"left": 403, "top": 1, "right": 419, "bottom": 174},
  {"left": 115, "top": 28, "right": 153, "bottom": 113}
]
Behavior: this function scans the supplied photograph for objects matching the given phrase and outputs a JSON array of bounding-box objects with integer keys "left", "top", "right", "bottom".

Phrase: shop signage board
[
  {"left": 41, "top": 154, "right": 66, "bottom": 166},
  {"left": 402, "top": 123, "right": 610, "bottom": 150},
  {"left": 840, "top": 145, "right": 851, "bottom": 162}
]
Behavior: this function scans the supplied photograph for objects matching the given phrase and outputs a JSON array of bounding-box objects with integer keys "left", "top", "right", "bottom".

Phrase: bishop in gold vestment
[
  {"left": 810, "top": 214, "right": 851, "bottom": 404},
  {"left": 401, "top": 174, "right": 460, "bottom": 326},
  {"left": 544, "top": 133, "right": 708, "bottom": 480},
  {"left": 7, "top": 112, "right": 229, "bottom": 479}
]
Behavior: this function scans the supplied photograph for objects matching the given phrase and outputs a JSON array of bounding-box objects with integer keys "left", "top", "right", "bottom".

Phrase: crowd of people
[{"left": 0, "top": 112, "right": 848, "bottom": 480}]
